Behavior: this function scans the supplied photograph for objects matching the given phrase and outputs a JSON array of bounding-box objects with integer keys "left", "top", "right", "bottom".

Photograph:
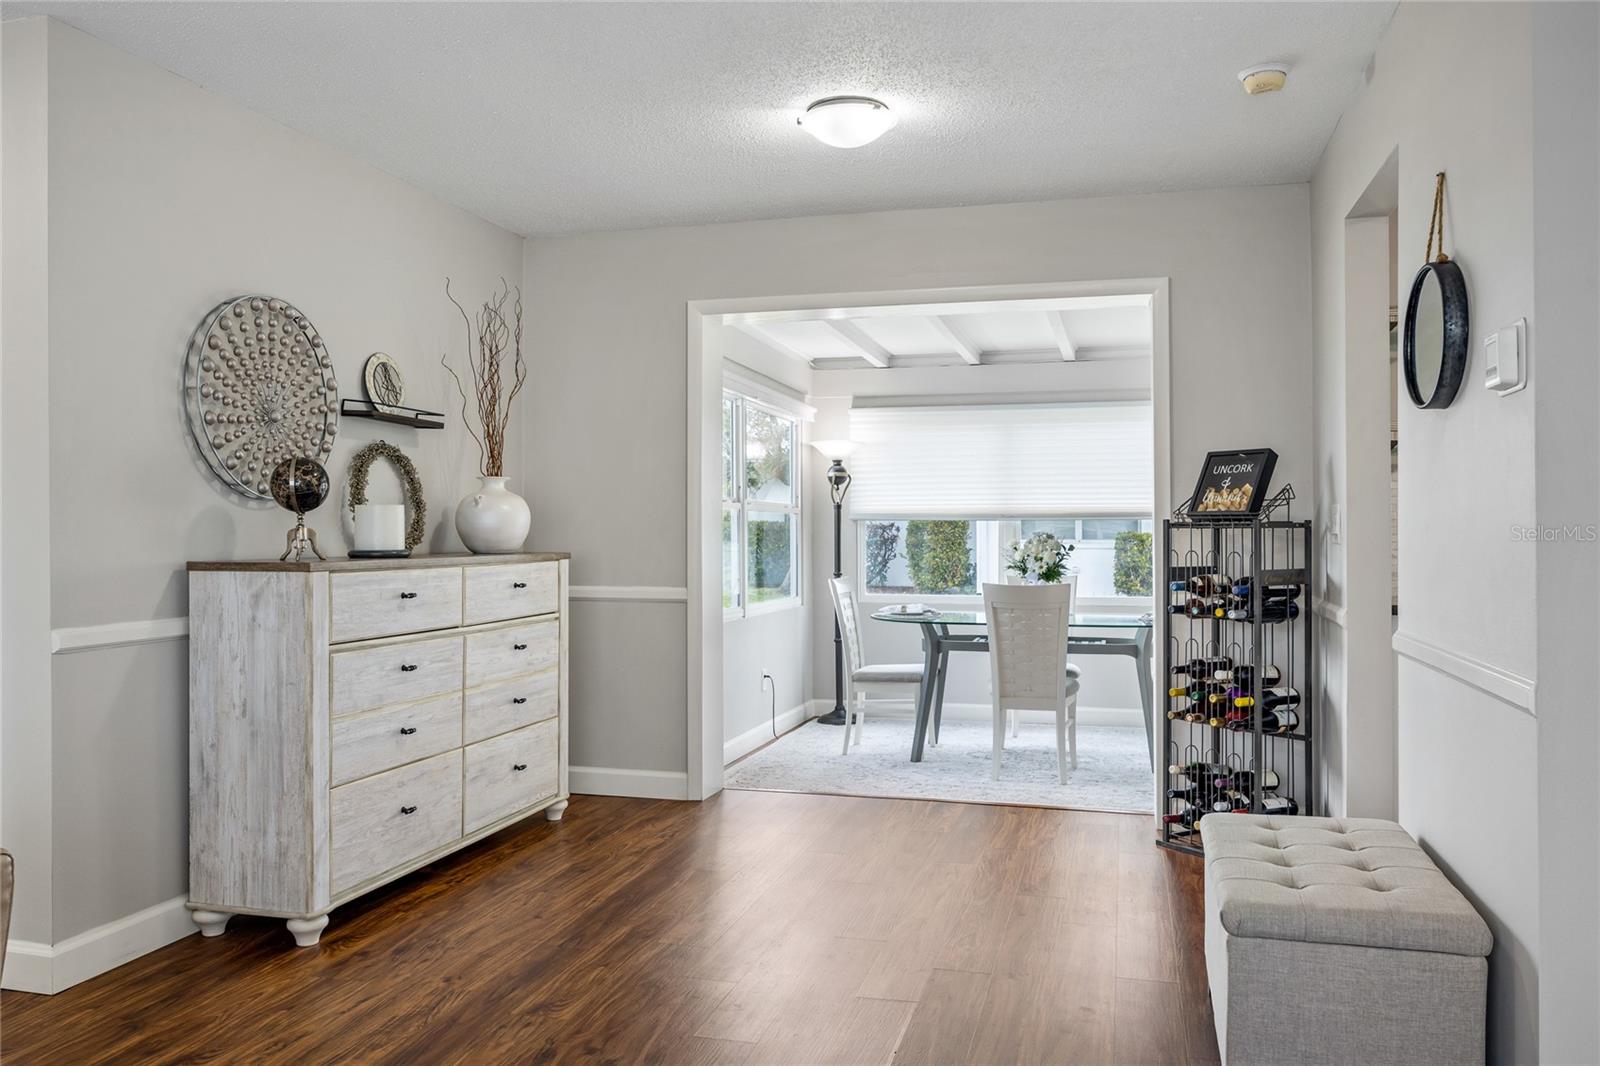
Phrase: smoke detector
[{"left": 1238, "top": 64, "right": 1289, "bottom": 95}]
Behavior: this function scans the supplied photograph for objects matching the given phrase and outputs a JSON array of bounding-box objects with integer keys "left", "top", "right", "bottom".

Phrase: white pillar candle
[{"left": 354, "top": 503, "right": 406, "bottom": 552}]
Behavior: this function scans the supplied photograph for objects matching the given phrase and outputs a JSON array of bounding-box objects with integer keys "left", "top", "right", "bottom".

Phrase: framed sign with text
[{"left": 1188, "top": 449, "right": 1278, "bottom": 517}]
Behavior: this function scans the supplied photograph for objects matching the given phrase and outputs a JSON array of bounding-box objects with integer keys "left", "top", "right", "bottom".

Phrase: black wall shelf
[{"left": 340, "top": 398, "right": 445, "bottom": 430}]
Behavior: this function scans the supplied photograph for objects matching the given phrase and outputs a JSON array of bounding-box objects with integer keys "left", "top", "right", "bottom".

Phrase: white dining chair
[
  {"left": 984, "top": 582, "right": 1079, "bottom": 783},
  {"left": 829, "top": 576, "right": 925, "bottom": 754}
]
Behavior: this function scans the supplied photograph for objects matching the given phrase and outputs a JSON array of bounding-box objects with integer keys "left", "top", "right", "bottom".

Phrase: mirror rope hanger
[{"left": 1424, "top": 171, "right": 1450, "bottom": 265}]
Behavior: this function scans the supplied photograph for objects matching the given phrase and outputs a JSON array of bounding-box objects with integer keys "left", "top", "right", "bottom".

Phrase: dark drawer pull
[
  {"left": 400, "top": 805, "right": 418, "bottom": 815},
  {"left": 398, "top": 726, "right": 417, "bottom": 735},
  {"left": 400, "top": 663, "right": 419, "bottom": 672},
  {"left": 512, "top": 763, "right": 528, "bottom": 772},
  {"left": 513, "top": 643, "right": 528, "bottom": 651},
  {"left": 512, "top": 697, "right": 528, "bottom": 705},
  {"left": 513, "top": 581, "right": 527, "bottom": 589},
  {"left": 399, "top": 591, "right": 418, "bottom": 599}
]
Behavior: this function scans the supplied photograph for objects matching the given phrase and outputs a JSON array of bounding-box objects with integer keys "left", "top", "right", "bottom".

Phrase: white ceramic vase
[{"left": 455, "top": 476, "right": 530, "bottom": 554}]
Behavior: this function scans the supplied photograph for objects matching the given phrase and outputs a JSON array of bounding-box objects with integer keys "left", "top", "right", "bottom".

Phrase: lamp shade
[
  {"left": 810, "top": 439, "right": 857, "bottom": 461},
  {"left": 797, "top": 97, "right": 897, "bottom": 148}
]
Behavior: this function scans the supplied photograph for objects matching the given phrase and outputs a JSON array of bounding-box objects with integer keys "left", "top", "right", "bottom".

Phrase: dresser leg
[
  {"left": 545, "top": 799, "right": 570, "bottom": 822},
  {"left": 286, "top": 915, "right": 329, "bottom": 947},
  {"left": 191, "top": 910, "right": 232, "bottom": 938}
]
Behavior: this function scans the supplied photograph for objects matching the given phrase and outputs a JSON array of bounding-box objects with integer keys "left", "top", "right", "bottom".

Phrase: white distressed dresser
[{"left": 185, "top": 552, "right": 570, "bottom": 946}]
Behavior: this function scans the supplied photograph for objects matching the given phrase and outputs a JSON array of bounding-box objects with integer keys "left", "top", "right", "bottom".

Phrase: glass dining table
[{"left": 870, "top": 608, "right": 1156, "bottom": 767}]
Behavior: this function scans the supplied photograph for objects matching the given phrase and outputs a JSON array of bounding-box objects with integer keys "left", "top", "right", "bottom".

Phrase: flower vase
[{"left": 455, "top": 476, "right": 530, "bottom": 554}]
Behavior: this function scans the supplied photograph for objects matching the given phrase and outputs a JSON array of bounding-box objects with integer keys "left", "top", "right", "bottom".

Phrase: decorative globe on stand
[{"left": 271, "top": 456, "right": 331, "bottom": 561}]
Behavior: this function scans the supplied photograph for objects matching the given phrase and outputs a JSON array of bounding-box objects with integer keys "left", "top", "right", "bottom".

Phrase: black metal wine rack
[{"left": 1158, "top": 485, "right": 1314, "bottom": 855}]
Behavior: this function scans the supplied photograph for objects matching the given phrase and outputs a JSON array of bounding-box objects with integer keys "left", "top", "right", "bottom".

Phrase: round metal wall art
[{"left": 184, "top": 295, "right": 339, "bottom": 500}]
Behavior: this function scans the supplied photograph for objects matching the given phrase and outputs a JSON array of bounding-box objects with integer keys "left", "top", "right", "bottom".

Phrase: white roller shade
[{"left": 847, "top": 403, "right": 1153, "bottom": 519}]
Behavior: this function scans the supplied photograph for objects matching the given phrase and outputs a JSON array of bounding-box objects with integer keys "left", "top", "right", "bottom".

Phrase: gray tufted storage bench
[{"left": 1201, "top": 814, "right": 1491, "bottom": 1065}]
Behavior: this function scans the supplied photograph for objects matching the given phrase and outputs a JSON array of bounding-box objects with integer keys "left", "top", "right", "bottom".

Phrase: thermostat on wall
[{"left": 1484, "top": 318, "right": 1526, "bottom": 395}]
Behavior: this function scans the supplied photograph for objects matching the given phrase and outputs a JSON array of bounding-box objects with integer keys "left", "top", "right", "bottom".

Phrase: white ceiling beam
[
  {"left": 927, "top": 316, "right": 981, "bottom": 365},
  {"left": 820, "top": 319, "right": 891, "bottom": 368},
  {"left": 720, "top": 292, "right": 1151, "bottom": 328},
  {"left": 730, "top": 320, "right": 814, "bottom": 365},
  {"left": 1047, "top": 311, "right": 1077, "bottom": 361}
]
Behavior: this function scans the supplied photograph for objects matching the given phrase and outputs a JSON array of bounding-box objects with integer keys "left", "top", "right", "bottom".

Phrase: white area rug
[{"left": 724, "top": 717, "right": 1154, "bottom": 813}]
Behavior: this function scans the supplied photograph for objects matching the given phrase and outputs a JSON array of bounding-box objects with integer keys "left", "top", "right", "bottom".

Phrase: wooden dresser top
[{"left": 188, "top": 552, "right": 570, "bottom": 573}]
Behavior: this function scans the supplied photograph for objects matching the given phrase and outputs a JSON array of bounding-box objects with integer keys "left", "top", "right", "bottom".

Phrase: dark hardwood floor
[{"left": 0, "top": 791, "right": 1216, "bottom": 1065}]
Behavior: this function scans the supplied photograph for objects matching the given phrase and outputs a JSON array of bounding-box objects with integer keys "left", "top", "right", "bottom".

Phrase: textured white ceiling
[{"left": 10, "top": 1, "right": 1396, "bottom": 236}]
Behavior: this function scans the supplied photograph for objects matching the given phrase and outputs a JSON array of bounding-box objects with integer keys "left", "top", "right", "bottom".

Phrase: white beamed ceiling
[{"left": 725, "top": 296, "right": 1153, "bottom": 369}]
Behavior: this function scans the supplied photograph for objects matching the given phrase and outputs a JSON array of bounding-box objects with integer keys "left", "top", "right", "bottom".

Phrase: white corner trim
[
  {"left": 568, "top": 585, "right": 690, "bottom": 604},
  {"left": 1312, "top": 601, "right": 1348, "bottom": 628},
  {"left": 50, "top": 616, "right": 189, "bottom": 654},
  {"left": 1392, "top": 629, "right": 1536, "bottom": 716},
  {"left": 568, "top": 765, "right": 690, "bottom": 800},
  {"left": 724, "top": 702, "right": 812, "bottom": 765},
  {"left": 2, "top": 895, "right": 194, "bottom": 994}
]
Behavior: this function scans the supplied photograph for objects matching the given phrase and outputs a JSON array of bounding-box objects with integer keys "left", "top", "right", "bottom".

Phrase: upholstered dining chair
[
  {"left": 828, "top": 576, "right": 925, "bottom": 754},
  {"left": 983, "top": 582, "right": 1078, "bottom": 783}
]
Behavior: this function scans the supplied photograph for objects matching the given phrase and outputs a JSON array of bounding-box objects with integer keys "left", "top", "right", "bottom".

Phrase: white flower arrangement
[{"left": 1005, "top": 532, "right": 1076, "bottom": 584}]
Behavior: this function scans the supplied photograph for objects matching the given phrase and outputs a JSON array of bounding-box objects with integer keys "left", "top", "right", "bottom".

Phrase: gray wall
[
  {"left": 7, "top": 20, "right": 526, "bottom": 945},
  {"left": 1310, "top": 2, "right": 1599, "bottom": 1059},
  {"left": 522, "top": 183, "right": 1314, "bottom": 775}
]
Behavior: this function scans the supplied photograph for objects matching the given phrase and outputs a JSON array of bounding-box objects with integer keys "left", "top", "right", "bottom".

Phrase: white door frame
[{"left": 686, "top": 278, "right": 1172, "bottom": 800}]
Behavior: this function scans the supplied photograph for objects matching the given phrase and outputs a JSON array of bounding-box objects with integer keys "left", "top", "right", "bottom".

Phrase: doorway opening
[{"left": 686, "top": 281, "right": 1171, "bottom": 811}]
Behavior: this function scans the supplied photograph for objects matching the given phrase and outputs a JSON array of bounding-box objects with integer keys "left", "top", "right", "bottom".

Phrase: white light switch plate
[{"left": 1485, "top": 318, "right": 1527, "bottom": 395}]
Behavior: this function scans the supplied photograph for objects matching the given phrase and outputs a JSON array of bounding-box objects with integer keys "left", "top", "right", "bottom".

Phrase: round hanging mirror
[
  {"left": 1403, "top": 259, "right": 1468, "bottom": 408},
  {"left": 1403, "top": 171, "right": 1470, "bottom": 409}
]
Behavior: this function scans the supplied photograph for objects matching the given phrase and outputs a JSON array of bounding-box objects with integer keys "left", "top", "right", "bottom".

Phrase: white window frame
[
  {"left": 723, "top": 391, "right": 802, "bottom": 619},
  {"left": 856, "top": 516, "right": 1154, "bottom": 612}
]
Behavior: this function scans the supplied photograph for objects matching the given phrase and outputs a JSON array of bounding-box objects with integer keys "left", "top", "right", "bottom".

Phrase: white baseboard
[
  {"left": 724, "top": 702, "right": 812, "bottom": 765},
  {"left": 805, "top": 697, "right": 1141, "bottom": 729},
  {"left": 2, "top": 895, "right": 194, "bottom": 994},
  {"left": 569, "top": 765, "right": 690, "bottom": 800}
]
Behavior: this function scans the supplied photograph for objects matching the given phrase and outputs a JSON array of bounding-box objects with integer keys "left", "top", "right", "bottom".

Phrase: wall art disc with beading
[{"left": 184, "top": 295, "right": 340, "bottom": 500}]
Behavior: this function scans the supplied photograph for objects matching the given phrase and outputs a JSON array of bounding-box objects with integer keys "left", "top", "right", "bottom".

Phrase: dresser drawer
[
  {"left": 331, "top": 694, "right": 463, "bottom": 786},
  {"left": 464, "top": 719, "right": 559, "bottom": 834},
  {"left": 330, "top": 567, "right": 463, "bottom": 643},
  {"left": 464, "top": 618, "right": 559, "bottom": 687},
  {"left": 465, "top": 670, "right": 559, "bottom": 745},
  {"left": 331, "top": 634, "right": 462, "bottom": 717},
  {"left": 330, "top": 749, "right": 462, "bottom": 897},
  {"left": 463, "top": 562, "right": 559, "bottom": 627}
]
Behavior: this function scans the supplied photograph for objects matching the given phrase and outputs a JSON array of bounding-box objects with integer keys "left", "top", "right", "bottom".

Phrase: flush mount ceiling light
[
  {"left": 797, "top": 96, "right": 897, "bottom": 148},
  {"left": 1238, "top": 63, "right": 1290, "bottom": 95}
]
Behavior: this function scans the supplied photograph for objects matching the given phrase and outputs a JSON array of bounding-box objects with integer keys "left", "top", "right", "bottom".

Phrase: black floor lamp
[{"left": 810, "top": 439, "right": 855, "bottom": 726}]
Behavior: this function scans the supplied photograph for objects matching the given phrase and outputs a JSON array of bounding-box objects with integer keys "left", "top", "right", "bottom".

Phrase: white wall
[
  {"left": 1529, "top": 3, "right": 1600, "bottom": 1059},
  {"left": 1310, "top": 2, "right": 1598, "bottom": 1059},
  {"left": 1, "top": 16, "right": 55, "bottom": 948},
  {"left": 523, "top": 183, "right": 1313, "bottom": 782},
  {"left": 2, "top": 19, "right": 526, "bottom": 981}
]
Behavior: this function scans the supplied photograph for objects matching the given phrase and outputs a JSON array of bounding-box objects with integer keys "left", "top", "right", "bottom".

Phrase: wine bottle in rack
[
  {"left": 1225, "top": 601, "right": 1300, "bottom": 623},
  {"left": 1213, "top": 768, "right": 1281, "bottom": 792},
  {"left": 1211, "top": 791, "right": 1251, "bottom": 813},
  {"left": 1214, "top": 663, "right": 1282, "bottom": 686},
  {"left": 1233, "top": 687, "right": 1301, "bottom": 709},
  {"left": 1161, "top": 806, "right": 1207, "bottom": 829},
  {"left": 1185, "top": 574, "right": 1233, "bottom": 596},
  {"left": 1169, "top": 760, "right": 1225, "bottom": 779},
  {"left": 1261, "top": 794, "right": 1300, "bottom": 816},
  {"left": 1225, "top": 707, "right": 1301, "bottom": 734},
  {"left": 1172, "top": 655, "right": 1232, "bottom": 678}
]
